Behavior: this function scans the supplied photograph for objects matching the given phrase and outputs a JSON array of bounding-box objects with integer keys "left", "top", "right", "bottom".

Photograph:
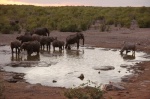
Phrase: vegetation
[
  {"left": 64, "top": 80, "right": 103, "bottom": 99},
  {"left": 64, "top": 87, "right": 103, "bottom": 99},
  {"left": 0, "top": 5, "right": 150, "bottom": 33}
]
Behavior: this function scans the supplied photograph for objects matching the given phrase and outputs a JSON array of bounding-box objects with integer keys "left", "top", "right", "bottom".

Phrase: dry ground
[{"left": 0, "top": 28, "right": 150, "bottom": 99}]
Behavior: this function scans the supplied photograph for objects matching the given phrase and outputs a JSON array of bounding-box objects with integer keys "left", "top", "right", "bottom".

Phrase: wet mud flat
[{"left": 0, "top": 45, "right": 150, "bottom": 88}]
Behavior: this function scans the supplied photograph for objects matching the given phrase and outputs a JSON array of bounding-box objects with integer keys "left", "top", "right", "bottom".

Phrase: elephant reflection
[
  {"left": 120, "top": 54, "right": 135, "bottom": 60},
  {"left": 66, "top": 50, "right": 84, "bottom": 57},
  {"left": 11, "top": 54, "right": 22, "bottom": 61},
  {"left": 26, "top": 54, "right": 40, "bottom": 61},
  {"left": 51, "top": 50, "right": 64, "bottom": 57}
]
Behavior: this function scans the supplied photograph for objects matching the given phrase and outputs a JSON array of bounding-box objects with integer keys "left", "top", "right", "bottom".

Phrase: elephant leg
[
  {"left": 65, "top": 43, "right": 68, "bottom": 49},
  {"left": 68, "top": 45, "right": 71, "bottom": 50},
  {"left": 11, "top": 48, "right": 14, "bottom": 54},
  {"left": 46, "top": 44, "right": 48, "bottom": 51},
  {"left": 59, "top": 46, "right": 62, "bottom": 51},
  {"left": 37, "top": 50, "right": 39, "bottom": 55},
  {"left": 18, "top": 48, "right": 20, "bottom": 55},
  {"left": 77, "top": 42, "right": 79, "bottom": 50},
  {"left": 15, "top": 48, "right": 17, "bottom": 54}
]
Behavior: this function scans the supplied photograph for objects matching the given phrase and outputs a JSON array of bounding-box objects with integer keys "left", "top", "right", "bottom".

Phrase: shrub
[{"left": 64, "top": 87, "right": 103, "bottom": 99}]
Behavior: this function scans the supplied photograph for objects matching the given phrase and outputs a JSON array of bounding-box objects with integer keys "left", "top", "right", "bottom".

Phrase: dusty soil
[{"left": 0, "top": 28, "right": 150, "bottom": 99}]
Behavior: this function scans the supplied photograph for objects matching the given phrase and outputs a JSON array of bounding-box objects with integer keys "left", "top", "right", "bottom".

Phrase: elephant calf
[
  {"left": 21, "top": 41, "right": 40, "bottom": 56},
  {"left": 120, "top": 42, "right": 136, "bottom": 55},
  {"left": 52, "top": 39, "right": 65, "bottom": 51},
  {"left": 10, "top": 40, "right": 21, "bottom": 55}
]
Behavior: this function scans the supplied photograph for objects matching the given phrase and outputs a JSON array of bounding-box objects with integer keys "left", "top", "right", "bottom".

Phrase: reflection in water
[
  {"left": 26, "top": 54, "right": 40, "bottom": 61},
  {"left": 66, "top": 49, "right": 84, "bottom": 57},
  {"left": 2, "top": 45, "right": 150, "bottom": 88},
  {"left": 120, "top": 53, "right": 135, "bottom": 60},
  {"left": 11, "top": 54, "right": 22, "bottom": 61}
]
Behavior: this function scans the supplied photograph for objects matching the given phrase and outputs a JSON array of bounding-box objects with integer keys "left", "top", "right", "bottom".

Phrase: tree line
[{"left": 0, "top": 5, "right": 150, "bottom": 33}]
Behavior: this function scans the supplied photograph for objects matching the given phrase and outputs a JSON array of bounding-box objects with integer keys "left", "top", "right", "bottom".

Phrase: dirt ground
[{"left": 0, "top": 28, "right": 150, "bottom": 99}]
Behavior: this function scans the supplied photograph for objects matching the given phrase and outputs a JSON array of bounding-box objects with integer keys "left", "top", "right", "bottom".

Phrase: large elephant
[
  {"left": 10, "top": 40, "right": 21, "bottom": 55},
  {"left": 40, "top": 36, "right": 56, "bottom": 51},
  {"left": 32, "top": 27, "right": 50, "bottom": 36},
  {"left": 21, "top": 41, "right": 40, "bottom": 56},
  {"left": 65, "top": 32, "right": 84, "bottom": 50},
  {"left": 52, "top": 39, "right": 65, "bottom": 51}
]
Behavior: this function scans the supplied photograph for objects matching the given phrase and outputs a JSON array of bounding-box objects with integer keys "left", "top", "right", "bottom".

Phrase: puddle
[{"left": 0, "top": 45, "right": 150, "bottom": 88}]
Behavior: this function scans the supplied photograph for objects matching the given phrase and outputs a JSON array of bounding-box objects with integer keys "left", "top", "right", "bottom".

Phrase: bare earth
[{"left": 0, "top": 28, "right": 150, "bottom": 99}]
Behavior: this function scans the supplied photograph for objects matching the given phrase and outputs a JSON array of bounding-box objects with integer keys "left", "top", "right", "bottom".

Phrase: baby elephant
[
  {"left": 21, "top": 41, "right": 40, "bottom": 56},
  {"left": 120, "top": 42, "right": 136, "bottom": 55},
  {"left": 52, "top": 40, "right": 65, "bottom": 51},
  {"left": 11, "top": 40, "right": 21, "bottom": 55}
]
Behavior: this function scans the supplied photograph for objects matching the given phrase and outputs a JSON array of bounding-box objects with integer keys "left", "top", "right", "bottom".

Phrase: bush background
[{"left": 0, "top": 5, "right": 150, "bottom": 33}]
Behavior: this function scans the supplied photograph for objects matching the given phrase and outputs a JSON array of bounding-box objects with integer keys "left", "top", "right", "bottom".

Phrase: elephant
[
  {"left": 16, "top": 35, "right": 33, "bottom": 44},
  {"left": 32, "top": 34, "right": 41, "bottom": 42},
  {"left": 32, "top": 27, "right": 50, "bottom": 36},
  {"left": 120, "top": 42, "right": 136, "bottom": 55},
  {"left": 65, "top": 32, "right": 84, "bottom": 50},
  {"left": 10, "top": 40, "right": 21, "bottom": 55},
  {"left": 21, "top": 41, "right": 40, "bottom": 56},
  {"left": 40, "top": 36, "right": 56, "bottom": 51},
  {"left": 52, "top": 39, "right": 65, "bottom": 51}
]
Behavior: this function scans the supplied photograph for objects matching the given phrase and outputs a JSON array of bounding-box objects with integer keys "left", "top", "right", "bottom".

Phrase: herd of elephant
[{"left": 10, "top": 27, "right": 85, "bottom": 56}]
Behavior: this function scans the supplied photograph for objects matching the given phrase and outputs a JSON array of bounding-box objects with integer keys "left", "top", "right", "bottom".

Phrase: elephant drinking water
[
  {"left": 65, "top": 32, "right": 84, "bottom": 50},
  {"left": 120, "top": 42, "right": 136, "bottom": 55}
]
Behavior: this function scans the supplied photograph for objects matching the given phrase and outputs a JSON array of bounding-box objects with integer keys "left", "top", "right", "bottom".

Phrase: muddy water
[{"left": 0, "top": 45, "right": 150, "bottom": 88}]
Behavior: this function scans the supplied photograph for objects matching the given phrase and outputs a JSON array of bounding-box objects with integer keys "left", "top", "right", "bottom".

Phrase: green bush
[{"left": 0, "top": 5, "right": 150, "bottom": 33}]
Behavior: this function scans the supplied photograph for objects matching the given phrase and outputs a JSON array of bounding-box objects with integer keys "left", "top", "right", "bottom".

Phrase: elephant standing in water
[
  {"left": 65, "top": 32, "right": 84, "bottom": 50},
  {"left": 21, "top": 41, "right": 40, "bottom": 56},
  {"left": 52, "top": 39, "right": 65, "bottom": 51},
  {"left": 10, "top": 40, "right": 21, "bottom": 55},
  {"left": 120, "top": 42, "right": 136, "bottom": 55},
  {"left": 40, "top": 36, "right": 56, "bottom": 51},
  {"left": 32, "top": 27, "right": 50, "bottom": 36}
]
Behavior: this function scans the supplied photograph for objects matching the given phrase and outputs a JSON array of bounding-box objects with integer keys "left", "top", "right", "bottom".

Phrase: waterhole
[{"left": 0, "top": 45, "right": 150, "bottom": 88}]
